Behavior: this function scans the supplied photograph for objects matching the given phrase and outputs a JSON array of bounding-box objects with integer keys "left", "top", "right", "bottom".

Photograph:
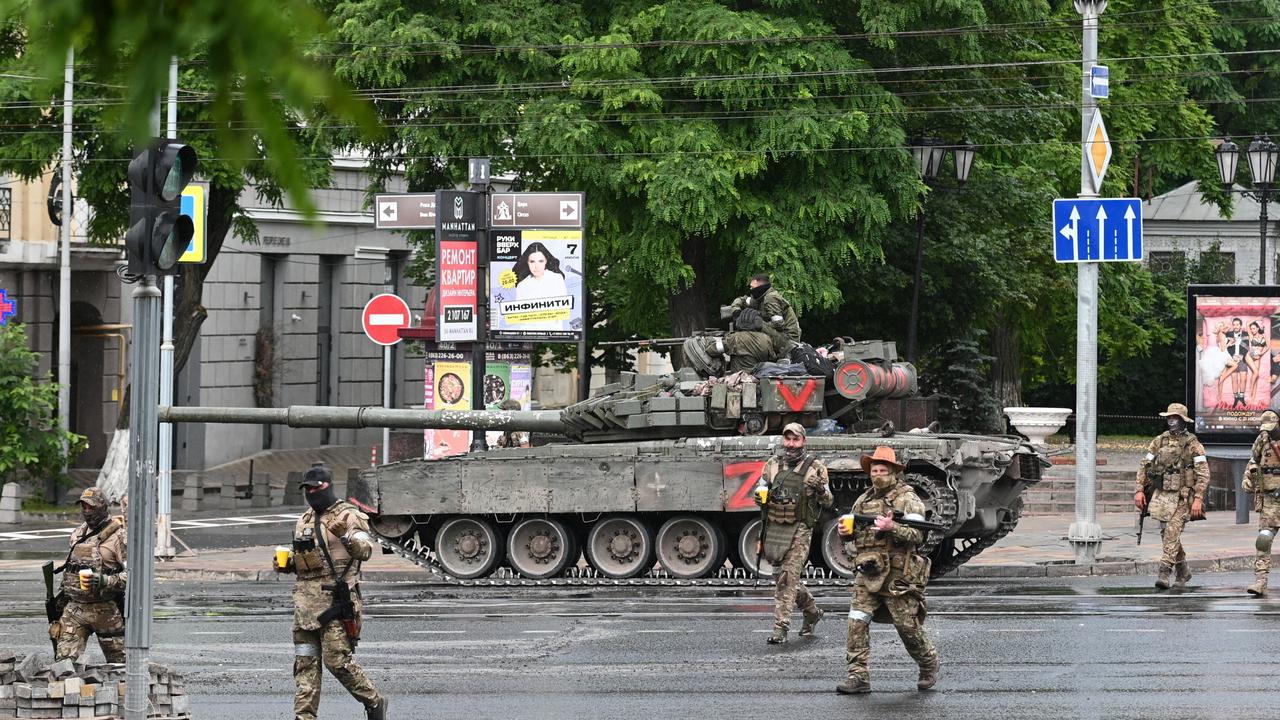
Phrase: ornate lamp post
[
  {"left": 905, "top": 138, "right": 974, "bottom": 363},
  {"left": 1217, "top": 136, "right": 1278, "bottom": 284}
]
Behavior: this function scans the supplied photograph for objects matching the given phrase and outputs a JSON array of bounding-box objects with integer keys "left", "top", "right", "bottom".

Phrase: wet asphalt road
[{"left": 1, "top": 572, "right": 1279, "bottom": 719}]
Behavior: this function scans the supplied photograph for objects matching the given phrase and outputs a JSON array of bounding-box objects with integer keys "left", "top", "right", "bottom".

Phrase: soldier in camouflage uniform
[
  {"left": 1244, "top": 410, "right": 1280, "bottom": 597},
  {"left": 837, "top": 446, "right": 938, "bottom": 694},
  {"left": 52, "top": 488, "right": 126, "bottom": 663},
  {"left": 730, "top": 273, "right": 802, "bottom": 342},
  {"left": 754, "top": 422, "right": 833, "bottom": 644},
  {"left": 724, "top": 308, "right": 789, "bottom": 373},
  {"left": 1134, "top": 402, "right": 1209, "bottom": 589},
  {"left": 277, "top": 465, "right": 387, "bottom": 720}
]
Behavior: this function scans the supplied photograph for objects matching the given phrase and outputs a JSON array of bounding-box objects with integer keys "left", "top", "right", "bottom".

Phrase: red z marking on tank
[
  {"left": 725, "top": 460, "right": 767, "bottom": 510},
  {"left": 777, "top": 379, "right": 817, "bottom": 411}
]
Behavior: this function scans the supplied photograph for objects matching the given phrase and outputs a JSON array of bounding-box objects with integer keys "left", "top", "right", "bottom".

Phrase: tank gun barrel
[{"left": 158, "top": 405, "right": 568, "bottom": 433}]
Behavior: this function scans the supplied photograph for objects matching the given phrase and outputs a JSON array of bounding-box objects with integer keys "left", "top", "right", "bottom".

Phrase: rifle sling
[
  {"left": 314, "top": 512, "right": 351, "bottom": 586},
  {"left": 53, "top": 522, "right": 108, "bottom": 575}
]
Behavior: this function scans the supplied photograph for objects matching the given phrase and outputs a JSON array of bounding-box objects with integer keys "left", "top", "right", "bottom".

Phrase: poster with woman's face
[
  {"left": 1190, "top": 294, "right": 1280, "bottom": 435},
  {"left": 489, "top": 229, "right": 584, "bottom": 342}
]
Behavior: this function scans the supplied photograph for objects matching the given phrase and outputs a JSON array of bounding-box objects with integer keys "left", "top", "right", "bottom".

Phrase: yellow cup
[
  {"left": 78, "top": 568, "right": 93, "bottom": 591},
  {"left": 837, "top": 514, "right": 855, "bottom": 536},
  {"left": 275, "top": 546, "right": 291, "bottom": 570},
  {"left": 754, "top": 486, "right": 768, "bottom": 504}
]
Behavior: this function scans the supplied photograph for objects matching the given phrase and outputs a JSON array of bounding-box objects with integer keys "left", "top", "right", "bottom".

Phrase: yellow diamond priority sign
[{"left": 1085, "top": 110, "right": 1111, "bottom": 194}]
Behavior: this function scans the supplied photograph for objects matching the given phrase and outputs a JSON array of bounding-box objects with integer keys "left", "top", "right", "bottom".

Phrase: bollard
[{"left": 0, "top": 482, "right": 24, "bottom": 524}]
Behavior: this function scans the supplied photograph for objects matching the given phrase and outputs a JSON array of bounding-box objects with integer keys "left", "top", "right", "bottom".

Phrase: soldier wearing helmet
[
  {"left": 1135, "top": 402, "right": 1210, "bottom": 589},
  {"left": 753, "top": 422, "right": 833, "bottom": 644},
  {"left": 276, "top": 463, "right": 387, "bottom": 720},
  {"left": 835, "top": 446, "right": 938, "bottom": 694},
  {"left": 1243, "top": 409, "right": 1280, "bottom": 596},
  {"left": 51, "top": 487, "right": 127, "bottom": 663}
]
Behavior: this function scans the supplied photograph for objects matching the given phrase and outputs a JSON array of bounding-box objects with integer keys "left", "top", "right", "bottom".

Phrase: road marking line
[
  {"left": 635, "top": 630, "right": 681, "bottom": 634},
  {"left": 988, "top": 629, "right": 1047, "bottom": 633},
  {"left": 224, "top": 517, "right": 279, "bottom": 524},
  {"left": 409, "top": 631, "right": 465, "bottom": 634},
  {"left": 190, "top": 631, "right": 244, "bottom": 635},
  {"left": 521, "top": 630, "right": 558, "bottom": 634},
  {"left": 1226, "top": 628, "right": 1280, "bottom": 632},
  {"left": 1106, "top": 629, "right": 1164, "bottom": 633}
]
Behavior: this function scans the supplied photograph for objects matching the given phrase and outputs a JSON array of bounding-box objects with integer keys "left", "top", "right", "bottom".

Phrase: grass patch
[{"left": 21, "top": 498, "right": 78, "bottom": 515}]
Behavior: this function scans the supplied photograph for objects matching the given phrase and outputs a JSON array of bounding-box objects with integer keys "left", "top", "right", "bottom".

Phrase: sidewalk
[{"left": 0, "top": 510, "right": 1264, "bottom": 582}]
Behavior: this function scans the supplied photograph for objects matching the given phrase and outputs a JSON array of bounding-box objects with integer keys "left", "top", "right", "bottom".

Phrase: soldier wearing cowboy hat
[
  {"left": 1135, "top": 402, "right": 1210, "bottom": 589},
  {"left": 835, "top": 446, "right": 938, "bottom": 694}
]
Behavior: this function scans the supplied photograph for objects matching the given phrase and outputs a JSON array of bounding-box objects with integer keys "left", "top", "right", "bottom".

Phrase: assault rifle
[
  {"left": 1137, "top": 478, "right": 1154, "bottom": 545},
  {"left": 41, "top": 561, "right": 60, "bottom": 653},
  {"left": 851, "top": 512, "right": 949, "bottom": 534},
  {"left": 317, "top": 581, "right": 360, "bottom": 644}
]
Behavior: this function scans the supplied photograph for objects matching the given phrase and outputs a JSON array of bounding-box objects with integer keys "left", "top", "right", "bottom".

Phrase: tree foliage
[{"left": 0, "top": 323, "right": 86, "bottom": 490}]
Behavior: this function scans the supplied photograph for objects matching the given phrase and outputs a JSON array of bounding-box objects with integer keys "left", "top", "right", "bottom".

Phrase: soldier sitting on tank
[{"left": 729, "top": 273, "right": 801, "bottom": 342}]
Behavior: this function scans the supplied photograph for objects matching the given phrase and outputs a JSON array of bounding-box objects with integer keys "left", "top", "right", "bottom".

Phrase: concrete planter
[{"left": 1004, "top": 406, "right": 1072, "bottom": 446}]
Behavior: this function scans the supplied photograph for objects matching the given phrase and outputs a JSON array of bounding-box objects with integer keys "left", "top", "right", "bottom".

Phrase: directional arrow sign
[
  {"left": 1053, "top": 198, "right": 1143, "bottom": 263},
  {"left": 374, "top": 193, "right": 438, "bottom": 229},
  {"left": 490, "top": 192, "right": 584, "bottom": 228}
]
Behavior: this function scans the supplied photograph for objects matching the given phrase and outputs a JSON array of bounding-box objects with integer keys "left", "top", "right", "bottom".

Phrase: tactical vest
[
  {"left": 1151, "top": 434, "right": 1195, "bottom": 491},
  {"left": 60, "top": 519, "right": 123, "bottom": 603},
  {"left": 766, "top": 457, "right": 818, "bottom": 528},
  {"left": 853, "top": 485, "right": 914, "bottom": 554},
  {"left": 293, "top": 502, "right": 359, "bottom": 582},
  {"left": 1259, "top": 433, "right": 1280, "bottom": 491}
]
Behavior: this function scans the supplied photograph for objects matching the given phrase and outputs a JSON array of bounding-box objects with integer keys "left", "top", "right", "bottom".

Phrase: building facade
[{"left": 1142, "top": 181, "right": 1280, "bottom": 282}]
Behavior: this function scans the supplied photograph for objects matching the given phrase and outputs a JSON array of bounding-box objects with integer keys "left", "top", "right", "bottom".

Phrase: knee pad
[
  {"left": 848, "top": 609, "right": 872, "bottom": 626},
  {"left": 1258, "top": 529, "right": 1276, "bottom": 554}
]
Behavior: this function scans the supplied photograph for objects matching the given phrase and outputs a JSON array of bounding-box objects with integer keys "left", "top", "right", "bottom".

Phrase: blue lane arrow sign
[
  {"left": 1090, "top": 65, "right": 1109, "bottom": 99},
  {"left": 1053, "top": 198, "right": 1143, "bottom": 263}
]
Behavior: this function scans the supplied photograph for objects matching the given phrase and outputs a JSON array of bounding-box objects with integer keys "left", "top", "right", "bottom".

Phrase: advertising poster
[
  {"left": 423, "top": 349, "right": 472, "bottom": 459},
  {"left": 483, "top": 349, "right": 534, "bottom": 447},
  {"left": 437, "top": 240, "right": 478, "bottom": 342},
  {"left": 1187, "top": 285, "right": 1280, "bottom": 441},
  {"left": 489, "top": 229, "right": 585, "bottom": 342}
]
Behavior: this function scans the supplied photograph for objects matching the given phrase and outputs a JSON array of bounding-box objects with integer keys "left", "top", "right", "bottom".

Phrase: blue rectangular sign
[
  {"left": 1090, "top": 65, "right": 1109, "bottom": 99},
  {"left": 1053, "top": 198, "right": 1143, "bottom": 263}
]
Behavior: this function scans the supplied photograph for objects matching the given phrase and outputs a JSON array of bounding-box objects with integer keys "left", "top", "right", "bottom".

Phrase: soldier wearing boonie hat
[
  {"left": 1244, "top": 409, "right": 1280, "bottom": 596},
  {"left": 1135, "top": 403, "right": 1209, "bottom": 589}
]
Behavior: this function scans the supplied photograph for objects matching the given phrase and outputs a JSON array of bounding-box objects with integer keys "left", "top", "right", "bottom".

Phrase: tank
[{"left": 351, "top": 338, "right": 1047, "bottom": 584}]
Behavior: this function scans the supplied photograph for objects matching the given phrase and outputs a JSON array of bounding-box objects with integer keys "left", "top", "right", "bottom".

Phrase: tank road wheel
[
  {"left": 585, "top": 516, "right": 654, "bottom": 579},
  {"left": 370, "top": 514, "right": 414, "bottom": 540},
  {"left": 434, "top": 518, "right": 504, "bottom": 580},
  {"left": 507, "top": 518, "right": 578, "bottom": 579},
  {"left": 734, "top": 517, "right": 775, "bottom": 578},
  {"left": 817, "top": 518, "right": 858, "bottom": 579},
  {"left": 656, "top": 515, "right": 725, "bottom": 579}
]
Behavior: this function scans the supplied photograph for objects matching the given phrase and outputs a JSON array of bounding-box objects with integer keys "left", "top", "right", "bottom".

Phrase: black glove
[{"left": 736, "top": 307, "right": 763, "bottom": 331}]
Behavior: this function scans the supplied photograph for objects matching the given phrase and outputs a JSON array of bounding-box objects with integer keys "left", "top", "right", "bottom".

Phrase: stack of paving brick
[{"left": 0, "top": 652, "right": 190, "bottom": 719}]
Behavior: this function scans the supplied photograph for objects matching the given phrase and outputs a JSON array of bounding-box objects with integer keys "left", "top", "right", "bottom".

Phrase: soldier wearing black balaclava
[
  {"left": 275, "top": 464, "right": 387, "bottom": 720},
  {"left": 1135, "top": 403, "right": 1210, "bottom": 589},
  {"left": 729, "top": 273, "right": 802, "bottom": 342},
  {"left": 52, "top": 487, "right": 127, "bottom": 662}
]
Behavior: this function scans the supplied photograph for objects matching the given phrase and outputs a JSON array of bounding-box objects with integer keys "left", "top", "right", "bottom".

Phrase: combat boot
[
  {"left": 766, "top": 625, "right": 787, "bottom": 644},
  {"left": 798, "top": 607, "right": 823, "bottom": 637},
  {"left": 1175, "top": 562, "right": 1192, "bottom": 586},
  {"left": 836, "top": 677, "right": 871, "bottom": 694},
  {"left": 366, "top": 697, "right": 387, "bottom": 720},
  {"left": 1154, "top": 565, "right": 1172, "bottom": 590},
  {"left": 1247, "top": 578, "right": 1268, "bottom": 597},
  {"left": 917, "top": 658, "right": 940, "bottom": 691}
]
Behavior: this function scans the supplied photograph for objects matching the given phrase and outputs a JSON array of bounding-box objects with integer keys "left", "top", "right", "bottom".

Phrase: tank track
[
  {"left": 371, "top": 528, "right": 860, "bottom": 587},
  {"left": 930, "top": 497, "right": 1024, "bottom": 578},
  {"left": 905, "top": 471, "right": 959, "bottom": 557}
]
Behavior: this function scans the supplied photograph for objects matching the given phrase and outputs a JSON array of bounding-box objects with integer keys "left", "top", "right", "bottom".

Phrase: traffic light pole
[{"left": 124, "top": 278, "right": 161, "bottom": 720}]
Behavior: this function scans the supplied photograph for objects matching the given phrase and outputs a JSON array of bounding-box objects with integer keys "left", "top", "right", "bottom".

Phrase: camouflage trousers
[
  {"left": 1253, "top": 494, "right": 1280, "bottom": 581},
  {"left": 845, "top": 587, "right": 936, "bottom": 681},
  {"left": 773, "top": 527, "right": 819, "bottom": 629},
  {"left": 54, "top": 600, "right": 125, "bottom": 663},
  {"left": 1159, "top": 502, "right": 1190, "bottom": 571},
  {"left": 293, "top": 621, "right": 381, "bottom": 720}
]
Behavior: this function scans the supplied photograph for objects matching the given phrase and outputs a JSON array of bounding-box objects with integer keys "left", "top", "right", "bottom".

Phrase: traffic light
[{"left": 125, "top": 139, "right": 198, "bottom": 276}]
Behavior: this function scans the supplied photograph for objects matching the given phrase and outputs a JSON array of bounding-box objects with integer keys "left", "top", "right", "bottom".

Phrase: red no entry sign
[{"left": 362, "top": 293, "right": 411, "bottom": 346}]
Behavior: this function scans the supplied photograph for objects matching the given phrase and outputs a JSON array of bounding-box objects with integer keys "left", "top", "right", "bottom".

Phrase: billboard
[
  {"left": 488, "top": 229, "right": 585, "bottom": 342},
  {"left": 1186, "top": 284, "right": 1280, "bottom": 443}
]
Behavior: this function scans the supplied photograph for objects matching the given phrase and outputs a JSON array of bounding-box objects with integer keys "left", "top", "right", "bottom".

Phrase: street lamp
[
  {"left": 1217, "top": 136, "right": 1279, "bottom": 284},
  {"left": 905, "top": 138, "right": 974, "bottom": 363}
]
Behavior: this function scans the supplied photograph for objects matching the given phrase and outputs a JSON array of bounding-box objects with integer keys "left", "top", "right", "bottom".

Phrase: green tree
[{"left": 0, "top": 323, "right": 86, "bottom": 494}]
